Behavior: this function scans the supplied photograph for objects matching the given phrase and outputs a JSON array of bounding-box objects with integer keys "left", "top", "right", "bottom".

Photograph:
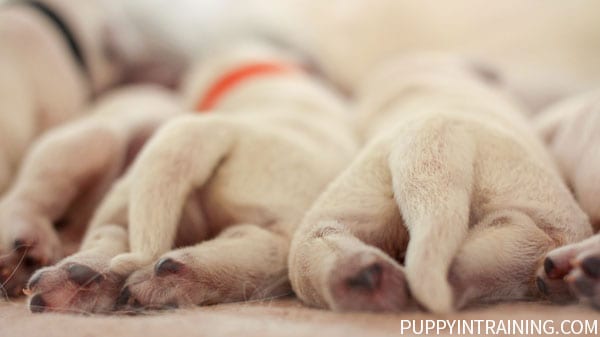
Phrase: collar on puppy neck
[
  {"left": 25, "top": 1, "right": 88, "bottom": 77},
  {"left": 196, "top": 62, "right": 297, "bottom": 112}
]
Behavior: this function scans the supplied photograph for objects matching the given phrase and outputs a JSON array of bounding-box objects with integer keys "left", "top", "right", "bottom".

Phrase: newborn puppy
[
  {"left": 0, "top": 86, "right": 181, "bottom": 298},
  {"left": 0, "top": 0, "right": 182, "bottom": 194},
  {"left": 288, "top": 55, "right": 592, "bottom": 313},
  {"left": 533, "top": 90, "right": 600, "bottom": 308},
  {"left": 25, "top": 42, "right": 357, "bottom": 313}
]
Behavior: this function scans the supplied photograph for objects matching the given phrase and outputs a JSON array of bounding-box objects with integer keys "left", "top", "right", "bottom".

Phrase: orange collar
[{"left": 195, "top": 62, "right": 297, "bottom": 112}]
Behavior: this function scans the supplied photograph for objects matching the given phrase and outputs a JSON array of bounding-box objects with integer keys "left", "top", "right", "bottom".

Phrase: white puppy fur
[
  {"left": 534, "top": 90, "right": 600, "bottom": 308},
  {"left": 288, "top": 55, "right": 592, "bottom": 313},
  {"left": 24, "top": 41, "right": 357, "bottom": 313},
  {"left": 0, "top": 85, "right": 181, "bottom": 298}
]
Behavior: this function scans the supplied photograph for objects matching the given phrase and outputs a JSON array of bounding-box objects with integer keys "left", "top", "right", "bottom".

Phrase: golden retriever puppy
[
  {"left": 288, "top": 55, "right": 592, "bottom": 313},
  {"left": 0, "top": 86, "right": 181, "bottom": 297},
  {"left": 24, "top": 41, "right": 357, "bottom": 313},
  {"left": 533, "top": 90, "right": 600, "bottom": 308}
]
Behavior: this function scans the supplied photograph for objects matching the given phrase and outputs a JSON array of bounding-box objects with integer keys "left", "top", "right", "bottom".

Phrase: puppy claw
[
  {"left": 67, "top": 264, "right": 104, "bottom": 286},
  {"left": 581, "top": 256, "right": 600, "bottom": 278},
  {"left": 154, "top": 258, "right": 183, "bottom": 277},
  {"left": 29, "top": 294, "right": 47, "bottom": 313}
]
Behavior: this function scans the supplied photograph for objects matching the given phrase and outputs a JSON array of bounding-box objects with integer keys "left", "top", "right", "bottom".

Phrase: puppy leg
[
  {"left": 449, "top": 210, "right": 556, "bottom": 308},
  {"left": 289, "top": 146, "right": 411, "bottom": 312},
  {"left": 109, "top": 116, "right": 237, "bottom": 275},
  {"left": 117, "top": 224, "right": 290, "bottom": 309},
  {"left": 541, "top": 234, "right": 600, "bottom": 308},
  {"left": 0, "top": 121, "right": 123, "bottom": 297}
]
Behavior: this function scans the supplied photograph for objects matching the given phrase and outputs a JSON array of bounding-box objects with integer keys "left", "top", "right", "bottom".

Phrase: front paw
[
  {"left": 0, "top": 215, "right": 62, "bottom": 297},
  {"left": 26, "top": 254, "right": 124, "bottom": 314}
]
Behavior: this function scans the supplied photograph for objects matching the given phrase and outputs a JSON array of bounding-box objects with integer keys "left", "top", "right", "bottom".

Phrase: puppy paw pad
[
  {"left": 154, "top": 258, "right": 184, "bottom": 277},
  {"left": 29, "top": 294, "right": 47, "bottom": 313},
  {"left": 346, "top": 263, "right": 382, "bottom": 291},
  {"left": 66, "top": 264, "right": 104, "bottom": 286}
]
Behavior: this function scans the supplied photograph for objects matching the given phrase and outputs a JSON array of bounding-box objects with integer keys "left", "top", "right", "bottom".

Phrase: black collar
[{"left": 25, "top": 1, "right": 88, "bottom": 76}]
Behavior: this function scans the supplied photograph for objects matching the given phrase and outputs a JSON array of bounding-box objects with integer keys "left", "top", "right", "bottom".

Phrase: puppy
[
  {"left": 0, "top": 85, "right": 181, "bottom": 298},
  {"left": 533, "top": 90, "right": 600, "bottom": 308},
  {"left": 0, "top": 0, "right": 184, "bottom": 194},
  {"left": 288, "top": 55, "right": 592, "bottom": 313},
  {"left": 24, "top": 42, "right": 357, "bottom": 313}
]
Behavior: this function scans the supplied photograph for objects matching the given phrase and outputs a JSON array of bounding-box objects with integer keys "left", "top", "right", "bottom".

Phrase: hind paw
[{"left": 326, "top": 250, "right": 411, "bottom": 312}]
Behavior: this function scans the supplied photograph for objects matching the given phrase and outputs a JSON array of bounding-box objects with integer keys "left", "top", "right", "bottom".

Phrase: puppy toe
[
  {"left": 66, "top": 264, "right": 105, "bottom": 286},
  {"left": 29, "top": 293, "right": 48, "bottom": 313},
  {"left": 545, "top": 236, "right": 600, "bottom": 280},
  {"left": 578, "top": 253, "right": 600, "bottom": 279}
]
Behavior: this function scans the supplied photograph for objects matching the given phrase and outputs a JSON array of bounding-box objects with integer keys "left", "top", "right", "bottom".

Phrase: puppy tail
[{"left": 388, "top": 119, "right": 475, "bottom": 313}]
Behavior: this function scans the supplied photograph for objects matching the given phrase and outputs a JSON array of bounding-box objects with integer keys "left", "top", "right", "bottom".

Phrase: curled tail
[{"left": 388, "top": 119, "right": 475, "bottom": 313}]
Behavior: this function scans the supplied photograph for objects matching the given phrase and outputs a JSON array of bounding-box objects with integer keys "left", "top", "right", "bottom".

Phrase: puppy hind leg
[
  {"left": 110, "top": 116, "right": 238, "bottom": 274},
  {"left": 449, "top": 210, "right": 555, "bottom": 308},
  {"left": 388, "top": 120, "right": 475, "bottom": 313},
  {"left": 118, "top": 224, "right": 292, "bottom": 309}
]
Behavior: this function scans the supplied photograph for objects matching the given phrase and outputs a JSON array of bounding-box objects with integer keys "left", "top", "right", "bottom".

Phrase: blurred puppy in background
[
  {"left": 0, "top": 85, "right": 181, "bottom": 297},
  {"left": 24, "top": 41, "right": 357, "bottom": 313},
  {"left": 288, "top": 55, "right": 592, "bottom": 313},
  {"left": 0, "top": 0, "right": 185, "bottom": 195},
  {"left": 534, "top": 91, "right": 600, "bottom": 309}
]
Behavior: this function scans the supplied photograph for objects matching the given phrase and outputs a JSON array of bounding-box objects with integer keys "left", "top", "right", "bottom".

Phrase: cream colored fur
[
  {"left": 24, "top": 42, "right": 357, "bottom": 313},
  {"left": 288, "top": 55, "right": 592, "bottom": 314}
]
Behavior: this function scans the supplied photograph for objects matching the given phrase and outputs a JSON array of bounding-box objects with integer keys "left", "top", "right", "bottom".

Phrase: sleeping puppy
[
  {"left": 288, "top": 55, "right": 592, "bottom": 313},
  {"left": 0, "top": 85, "right": 181, "bottom": 298},
  {"left": 24, "top": 41, "right": 357, "bottom": 313},
  {"left": 533, "top": 90, "right": 600, "bottom": 308},
  {"left": 0, "top": 0, "right": 183, "bottom": 194}
]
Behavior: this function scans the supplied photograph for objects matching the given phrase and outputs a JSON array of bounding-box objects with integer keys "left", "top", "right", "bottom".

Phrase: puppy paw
[
  {"left": 116, "top": 256, "right": 195, "bottom": 311},
  {"left": 539, "top": 235, "right": 600, "bottom": 308},
  {"left": 25, "top": 254, "right": 124, "bottom": 314},
  {"left": 0, "top": 214, "right": 62, "bottom": 297},
  {"left": 326, "top": 250, "right": 411, "bottom": 312}
]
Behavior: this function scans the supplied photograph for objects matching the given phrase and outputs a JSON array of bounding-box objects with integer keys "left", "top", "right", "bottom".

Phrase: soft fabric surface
[{"left": 1, "top": 297, "right": 597, "bottom": 337}]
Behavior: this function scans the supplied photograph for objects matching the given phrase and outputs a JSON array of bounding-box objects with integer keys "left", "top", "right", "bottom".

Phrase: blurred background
[
  {"left": 114, "top": 0, "right": 600, "bottom": 110},
  {"left": 4, "top": 0, "right": 600, "bottom": 110}
]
